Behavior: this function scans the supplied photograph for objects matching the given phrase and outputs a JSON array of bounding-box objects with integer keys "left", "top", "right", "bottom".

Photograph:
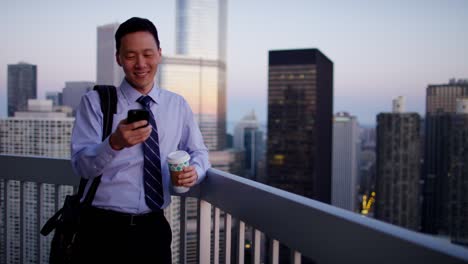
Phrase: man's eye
[
  {"left": 126, "top": 55, "right": 135, "bottom": 59},
  {"left": 144, "top": 54, "right": 154, "bottom": 58}
]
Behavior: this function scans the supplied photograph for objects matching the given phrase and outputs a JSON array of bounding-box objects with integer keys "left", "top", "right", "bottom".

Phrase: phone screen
[{"left": 127, "top": 109, "right": 150, "bottom": 127}]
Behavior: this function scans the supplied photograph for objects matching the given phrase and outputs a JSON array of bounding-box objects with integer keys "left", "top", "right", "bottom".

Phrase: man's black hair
[{"left": 115, "top": 17, "right": 160, "bottom": 53}]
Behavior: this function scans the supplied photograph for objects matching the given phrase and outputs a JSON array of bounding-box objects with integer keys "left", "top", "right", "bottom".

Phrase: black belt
[{"left": 84, "top": 206, "right": 163, "bottom": 226}]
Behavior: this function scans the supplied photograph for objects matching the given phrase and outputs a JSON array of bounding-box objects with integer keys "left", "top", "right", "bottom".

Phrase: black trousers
[{"left": 74, "top": 206, "right": 172, "bottom": 264}]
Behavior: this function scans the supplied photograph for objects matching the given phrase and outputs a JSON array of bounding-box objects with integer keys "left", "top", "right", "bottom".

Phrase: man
[{"left": 71, "top": 17, "right": 210, "bottom": 263}]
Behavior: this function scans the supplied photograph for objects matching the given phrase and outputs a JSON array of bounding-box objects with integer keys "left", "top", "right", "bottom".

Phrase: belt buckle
[{"left": 130, "top": 215, "right": 136, "bottom": 226}]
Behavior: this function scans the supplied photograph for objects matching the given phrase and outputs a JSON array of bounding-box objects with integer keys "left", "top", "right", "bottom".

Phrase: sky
[{"left": 1, "top": 0, "right": 467, "bottom": 129}]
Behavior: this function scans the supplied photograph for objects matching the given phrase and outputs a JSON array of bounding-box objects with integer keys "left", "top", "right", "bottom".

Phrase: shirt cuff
[{"left": 195, "top": 165, "right": 206, "bottom": 185}]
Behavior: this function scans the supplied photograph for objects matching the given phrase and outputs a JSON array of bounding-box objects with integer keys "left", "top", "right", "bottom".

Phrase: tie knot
[{"left": 137, "top": 96, "right": 152, "bottom": 109}]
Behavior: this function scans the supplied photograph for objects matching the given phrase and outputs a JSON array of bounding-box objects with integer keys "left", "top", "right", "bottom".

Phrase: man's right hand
[{"left": 109, "top": 119, "right": 151, "bottom": 150}]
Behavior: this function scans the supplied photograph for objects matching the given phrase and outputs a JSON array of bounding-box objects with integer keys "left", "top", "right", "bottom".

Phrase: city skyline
[{"left": 1, "top": 0, "right": 468, "bottom": 126}]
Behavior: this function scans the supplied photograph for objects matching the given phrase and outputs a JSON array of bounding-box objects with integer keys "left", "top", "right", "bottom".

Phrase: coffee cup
[{"left": 167, "top": 150, "right": 190, "bottom": 193}]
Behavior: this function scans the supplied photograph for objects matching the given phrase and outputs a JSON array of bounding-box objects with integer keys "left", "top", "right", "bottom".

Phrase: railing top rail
[
  {"left": 0, "top": 154, "right": 78, "bottom": 186},
  {"left": 1, "top": 155, "right": 467, "bottom": 263},
  {"left": 199, "top": 168, "right": 468, "bottom": 264}
]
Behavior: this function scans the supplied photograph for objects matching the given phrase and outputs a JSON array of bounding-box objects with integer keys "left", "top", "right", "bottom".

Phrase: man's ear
[
  {"left": 157, "top": 48, "right": 162, "bottom": 63},
  {"left": 116, "top": 53, "right": 122, "bottom": 66}
]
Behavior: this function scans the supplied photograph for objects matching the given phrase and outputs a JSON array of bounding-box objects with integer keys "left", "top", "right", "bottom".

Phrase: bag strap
[{"left": 80, "top": 85, "right": 118, "bottom": 205}]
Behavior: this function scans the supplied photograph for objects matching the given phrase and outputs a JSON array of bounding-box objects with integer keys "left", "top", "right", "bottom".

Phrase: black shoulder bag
[{"left": 40, "top": 85, "right": 117, "bottom": 264}]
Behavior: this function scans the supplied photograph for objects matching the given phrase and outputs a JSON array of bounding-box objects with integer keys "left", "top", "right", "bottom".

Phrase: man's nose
[{"left": 135, "top": 55, "right": 145, "bottom": 67}]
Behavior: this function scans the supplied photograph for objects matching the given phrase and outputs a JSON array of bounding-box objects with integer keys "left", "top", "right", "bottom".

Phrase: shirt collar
[{"left": 120, "top": 78, "right": 161, "bottom": 106}]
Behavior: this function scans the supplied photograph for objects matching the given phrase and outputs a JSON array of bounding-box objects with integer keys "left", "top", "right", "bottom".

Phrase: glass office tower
[
  {"left": 160, "top": 0, "right": 227, "bottom": 151},
  {"left": 159, "top": 56, "right": 226, "bottom": 150},
  {"left": 267, "top": 49, "right": 333, "bottom": 203},
  {"left": 7, "top": 63, "right": 37, "bottom": 117}
]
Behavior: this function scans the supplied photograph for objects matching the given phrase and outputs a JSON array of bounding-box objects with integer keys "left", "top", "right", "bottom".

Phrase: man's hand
[
  {"left": 178, "top": 166, "right": 198, "bottom": 187},
  {"left": 109, "top": 119, "right": 151, "bottom": 150}
]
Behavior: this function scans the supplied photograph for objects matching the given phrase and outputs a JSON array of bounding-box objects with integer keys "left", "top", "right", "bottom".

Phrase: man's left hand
[{"left": 178, "top": 166, "right": 198, "bottom": 187}]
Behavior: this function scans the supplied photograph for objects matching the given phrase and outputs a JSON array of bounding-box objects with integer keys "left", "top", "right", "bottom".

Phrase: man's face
[{"left": 116, "top": 31, "right": 161, "bottom": 94}]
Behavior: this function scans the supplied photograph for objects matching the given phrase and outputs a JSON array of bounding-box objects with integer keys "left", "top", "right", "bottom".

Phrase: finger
[
  {"left": 131, "top": 125, "right": 151, "bottom": 136},
  {"left": 180, "top": 174, "right": 197, "bottom": 186},
  {"left": 182, "top": 166, "right": 195, "bottom": 173},
  {"left": 178, "top": 169, "right": 195, "bottom": 181},
  {"left": 179, "top": 169, "right": 198, "bottom": 186},
  {"left": 127, "top": 125, "right": 151, "bottom": 138},
  {"left": 128, "top": 120, "right": 149, "bottom": 130},
  {"left": 179, "top": 167, "right": 195, "bottom": 179},
  {"left": 131, "top": 132, "right": 151, "bottom": 144},
  {"left": 182, "top": 175, "right": 197, "bottom": 187}
]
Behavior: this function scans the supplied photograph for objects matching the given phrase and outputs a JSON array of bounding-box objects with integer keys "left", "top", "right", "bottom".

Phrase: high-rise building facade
[
  {"left": 159, "top": 56, "right": 226, "bottom": 150},
  {"left": 96, "top": 23, "right": 124, "bottom": 87},
  {"left": 375, "top": 97, "right": 421, "bottom": 231},
  {"left": 161, "top": 2, "right": 228, "bottom": 263},
  {"left": 45, "top": 91, "right": 63, "bottom": 106},
  {"left": 7, "top": 62, "right": 37, "bottom": 117},
  {"left": 424, "top": 112, "right": 451, "bottom": 234},
  {"left": 62, "top": 81, "right": 94, "bottom": 115},
  {"left": 447, "top": 100, "right": 468, "bottom": 246},
  {"left": 424, "top": 98, "right": 468, "bottom": 245},
  {"left": 426, "top": 79, "right": 468, "bottom": 114},
  {"left": 332, "top": 112, "right": 360, "bottom": 212},
  {"left": 1, "top": 100, "right": 73, "bottom": 157},
  {"left": 176, "top": 0, "right": 227, "bottom": 61},
  {"left": 233, "top": 110, "right": 265, "bottom": 179},
  {"left": 266, "top": 49, "right": 333, "bottom": 203},
  {"left": 0, "top": 100, "right": 74, "bottom": 264},
  {"left": 423, "top": 79, "right": 468, "bottom": 235},
  {"left": 160, "top": 0, "right": 227, "bottom": 151}
]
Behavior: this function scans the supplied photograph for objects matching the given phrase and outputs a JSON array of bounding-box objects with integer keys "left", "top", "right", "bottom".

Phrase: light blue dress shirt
[{"left": 71, "top": 79, "right": 210, "bottom": 213}]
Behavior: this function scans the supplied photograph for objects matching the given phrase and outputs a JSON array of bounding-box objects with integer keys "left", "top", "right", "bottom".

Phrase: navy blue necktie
[{"left": 137, "top": 96, "right": 164, "bottom": 210}]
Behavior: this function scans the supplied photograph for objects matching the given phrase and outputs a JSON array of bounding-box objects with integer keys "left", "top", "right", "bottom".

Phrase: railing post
[
  {"left": 270, "top": 239, "right": 279, "bottom": 264},
  {"left": 214, "top": 207, "right": 220, "bottom": 264},
  {"left": 179, "top": 196, "right": 186, "bottom": 264},
  {"left": 1, "top": 179, "right": 7, "bottom": 264},
  {"left": 36, "top": 182, "right": 42, "bottom": 264},
  {"left": 291, "top": 251, "right": 301, "bottom": 264},
  {"left": 224, "top": 213, "right": 232, "bottom": 264},
  {"left": 20, "top": 181, "right": 24, "bottom": 264},
  {"left": 237, "top": 220, "right": 245, "bottom": 264},
  {"left": 252, "top": 229, "right": 261, "bottom": 264},
  {"left": 198, "top": 199, "right": 211, "bottom": 264}
]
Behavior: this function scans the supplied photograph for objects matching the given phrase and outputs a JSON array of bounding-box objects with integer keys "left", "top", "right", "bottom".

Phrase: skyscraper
[
  {"left": 160, "top": 0, "right": 227, "bottom": 151},
  {"left": 266, "top": 48, "right": 333, "bottom": 203},
  {"left": 160, "top": 2, "right": 228, "bottom": 263},
  {"left": 159, "top": 56, "right": 226, "bottom": 150},
  {"left": 7, "top": 62, "right": 37, "bottom": 117},
  {"left": 447, "top": 99, "right": 468, "bottom": 246},
  {"left": 332, "top": 112, "right": 360, "bottom": 212},
  {"left": 233, "top": 110, "right": 264, "bottom": 179},
  {"left": 423, "top": 79, "right": 468, "bottom": 234},
  {"left": 423, "top": 95, "right": 468, "bottom": 244},
  {"left": 426, "top": 78, "right": 468, "bottom": 114},
  {"left": 375, "top": 97, "right": 421, "bottom": 231},
  {"left": 62, "top": 81, "right": 94, "bottom": 116},
  {"left": 96, "top": 23, "right": 124, "bottom": 87},
  {"left": 176, "top": 0, "right": 227, "bottom": 61}
]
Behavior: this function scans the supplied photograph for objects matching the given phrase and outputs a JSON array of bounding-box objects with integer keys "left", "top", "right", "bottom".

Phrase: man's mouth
[{"left": 135, "top": 72, "right": 148, "bottom": 78}]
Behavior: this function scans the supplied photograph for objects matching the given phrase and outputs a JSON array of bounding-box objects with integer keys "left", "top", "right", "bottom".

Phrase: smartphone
[{"left": 127, "top": 109, "right": 150, "bottom": 129}]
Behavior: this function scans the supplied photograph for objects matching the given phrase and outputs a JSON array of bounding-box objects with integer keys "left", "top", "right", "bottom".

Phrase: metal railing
[{"left": 1, "top": 155, "right": 468, "bottom": 264}]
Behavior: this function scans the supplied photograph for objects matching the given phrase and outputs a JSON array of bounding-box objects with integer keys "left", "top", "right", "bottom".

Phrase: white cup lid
[{"left": 167, "top": 150, "right": 190, "bottom": 164}]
